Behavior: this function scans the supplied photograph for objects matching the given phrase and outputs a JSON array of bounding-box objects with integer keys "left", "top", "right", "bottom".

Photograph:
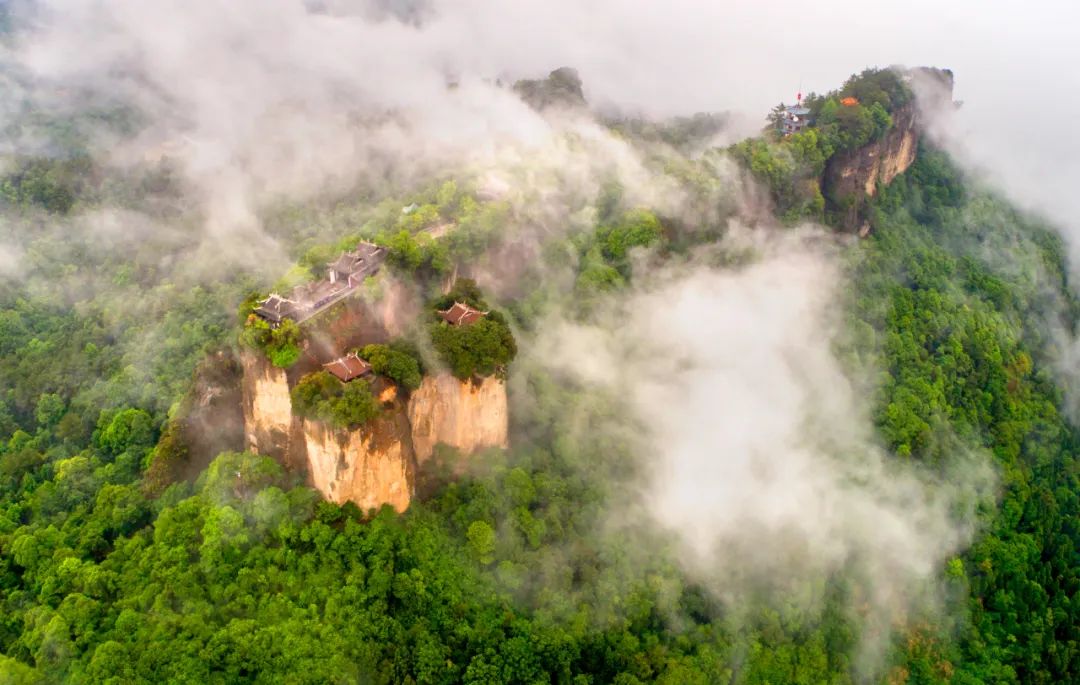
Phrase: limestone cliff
[
  {"left": 822, "top": 69, "right": 955, "bottom": 233},
  {"left": 301, "top": 409, "right": 415, "bottom": 512},
  {"left": 240, "top": 349, "right": 298, "bottom": 464},
  {"left": 823, "top": 102, "right": 919, "bottom": 233},
  {"left": 240, "top": 351, "right": 509, "bottom": 512},
  {"left": 407, "top": 373, "right": 509, "bottom": 463}
]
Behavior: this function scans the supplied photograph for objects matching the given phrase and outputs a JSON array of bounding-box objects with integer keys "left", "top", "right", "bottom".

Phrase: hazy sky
[
  {"left": 8, "top": 1, "right": 1078, "bottom": 254},
  {"left": 460, "top": 1, "right": 1080, "bottom": 252}
]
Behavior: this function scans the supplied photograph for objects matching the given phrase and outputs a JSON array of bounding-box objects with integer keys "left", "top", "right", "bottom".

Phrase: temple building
[
  {"left": 323, "top": 353, "right": 373, "bottom": 382},
  {"left": 254, "top": 294, "right": 298, "bottom": 325},
  {"left": 253, "top": 241, "right": 387, "bottom": 327},
  {"left": 780, "top": 104, "right": 812, "bottom": 135},
  {"left": 438, "top": 302, "right": 488, "bottom": 326},
  {"left": 327, "top": 242, "right": 387, "bottom": 287}
]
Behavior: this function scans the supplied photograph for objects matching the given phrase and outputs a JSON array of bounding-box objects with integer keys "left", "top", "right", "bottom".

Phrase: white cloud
[{"left": 532, "top": 227, "right": 995, "bottom": 662}]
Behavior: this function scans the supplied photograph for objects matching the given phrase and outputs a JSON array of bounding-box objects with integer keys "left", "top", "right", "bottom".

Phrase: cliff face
[
  {"left": 292, "top": 283, "right": 419, "bottom": 378},
  {"left": 240, "top": 352, "right": 508, "bottom": 511},
  {"left": 301, "top": 410, "right": 415, "bottom": 512},
  {"left": 407, "top": 373, "right": 509, "bottom": 463},
  {"left": 240, "top": 349, "right": 298, "bottom": 463},
  {"left": 179, "top": 350, "right": 245, "bottom": 478},
  {"left": 823, "top": 103, "right": 919, "bottom": 232}
]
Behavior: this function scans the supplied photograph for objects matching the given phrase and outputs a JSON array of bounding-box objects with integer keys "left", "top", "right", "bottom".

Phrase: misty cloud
[
  {"left": 0, "top": 0, "right": 1061, "bottom": 667},
  {"left": 533, "top": 227, "right": 995, "bottom": 660},
  {"left": 0, "top": 242, "right": 20, "bottom": 279},
  {"left": 5, "top": 0, "right": 1076, "bottom": 267}
]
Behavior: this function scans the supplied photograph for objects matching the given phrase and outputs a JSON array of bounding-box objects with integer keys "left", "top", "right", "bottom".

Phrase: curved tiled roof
[
  {"left": 438, "top": 301, "right": 487, "bottom": 326},
  {"left": 323, "top": 353, "right": 372, "bottom": 382}
]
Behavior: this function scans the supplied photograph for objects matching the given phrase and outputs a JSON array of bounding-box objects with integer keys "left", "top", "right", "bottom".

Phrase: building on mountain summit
[
  {"left": 775, "top": 91, "right": 813, "bottom": 135},
  {"left": 254, "top": 293, "right": 298, "bottom": 325},
  {"left": 438, "top": 301, "right": 488, "bottom": 326},
  {"left": 327, "top": 242, "right": 387, "bottom": 286},
  {"left": 323, "top": 352, "right": 373, "bottom": 382},
  {"left": 780, "top": 103, "right": 812, "bottom": 135},
  {"left": 253, "top": 241, "right": 387, "bottom": 327}
]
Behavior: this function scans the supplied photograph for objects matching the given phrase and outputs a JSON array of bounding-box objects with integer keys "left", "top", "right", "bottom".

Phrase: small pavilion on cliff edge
[
  {"left": 438, "top": 302, "right": 487, "bottom": 326},
  {"left": 323, "top": 352, "right": 372, "bottom": 382}
]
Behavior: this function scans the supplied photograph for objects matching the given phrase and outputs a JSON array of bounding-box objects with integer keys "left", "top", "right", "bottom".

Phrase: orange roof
[
  {"left": 323, "top": 353, "right": 372, "bottom": 382},
  {"left": 438, "top": 301, "right": 487, "bottom": 326},
  {"left": 840, "top": 97, "right": 859, "bottom": 107}
]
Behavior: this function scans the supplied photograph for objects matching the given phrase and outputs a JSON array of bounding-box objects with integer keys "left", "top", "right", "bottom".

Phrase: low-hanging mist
[
  {"left": 530, "top": 226, "right": 996, "bottom": 661},
  {"left": 1, "top": 2, "right": 1076, "bottom": 681}
]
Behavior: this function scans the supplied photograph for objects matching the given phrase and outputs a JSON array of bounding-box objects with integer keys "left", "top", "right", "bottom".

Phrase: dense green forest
[{"left": 2, "top": 75, "right": 1080, "bottom": 684}]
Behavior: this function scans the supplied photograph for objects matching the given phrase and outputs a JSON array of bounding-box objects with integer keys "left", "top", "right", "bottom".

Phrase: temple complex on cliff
[{"left": 254, "top": 242, "right": 386, "bottom": 326}]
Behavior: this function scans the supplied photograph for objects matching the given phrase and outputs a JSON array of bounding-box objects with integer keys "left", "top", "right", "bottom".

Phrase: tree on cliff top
[
  {"left": 430, "top": 313, "right": 516, "bottom": 380},
  {"left": 290, "top": 371, "right": 380, "bottom": 429},
  {"left": 840, "top": 67, "right": 912, "bottom": 112},
  {"left": 239, "top": 317, "right": 301, "bottom": 369},
  {"left": 429, "top": 280, "right": 516, "bottom": 379},
  {"left": 433, "top": 278, "right": 487, "bottom": 311},
  {"left": 358, "top": 341, "right": 423, "bottom": 391}
]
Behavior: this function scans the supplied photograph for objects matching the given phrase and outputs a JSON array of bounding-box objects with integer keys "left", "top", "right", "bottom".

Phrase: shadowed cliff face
[
  {"left": 239, "top": 351, "right": 508, "bottom": 511},
  {"left": 179, "top": 350, "right": 246, "bottom": 479}
]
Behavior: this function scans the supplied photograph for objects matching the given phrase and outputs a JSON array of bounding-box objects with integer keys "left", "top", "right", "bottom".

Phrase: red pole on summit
[{"left": 797, "top": 91, "right": 802, "bottom": 104}]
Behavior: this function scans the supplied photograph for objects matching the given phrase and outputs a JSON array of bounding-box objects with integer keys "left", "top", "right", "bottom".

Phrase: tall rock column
[
  {"left": 239, "top": 349, "right": 298, "bottom": 463},
  {"left": 407, "top": 373, "right": 509, "bottom": 462}
]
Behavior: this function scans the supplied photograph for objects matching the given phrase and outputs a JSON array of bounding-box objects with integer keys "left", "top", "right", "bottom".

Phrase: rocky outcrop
[
  {"left": 240, "top": 351, "right": 509, "bottom": 512},
  {"left": 240, "top": 350, "right": 298, "bottom": 464},
  {"left": 407, "top": 373, "right": 509, "bottom": 463},
  {"left": 514, "top": 67, "right": 587, "bottom": 111},
  {"left": 297, "top": 283, "right": 419, "bottom": 375},
  {"left": 823, "top": 103, "right": 919, "bottom": 232},
  {"left": 823, "top": 70, "right": 955, "bottom": 233},
  {"left": 178, "top": 349, "right": 245, "bottom": 478},
  {"left": 301, "top": 410, "right": 415, "bottom": 512},
  {"left": 143, "top": 349, "right": 246, "bottom": 493}
]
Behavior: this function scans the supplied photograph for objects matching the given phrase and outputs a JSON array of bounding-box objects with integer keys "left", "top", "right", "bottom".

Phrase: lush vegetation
[
  {"left": 846, "top": 148, "right": 1080, "bottom": 683},
  {"left": 569, "top": 208, "right": 666, "bottom": 301},
  {"left": 729, "top": 131, "right": 828, "bottom": 222},
  {"left": 239, "top": 315, "right": 302, "bottom": 369},
  {"left": 2, "top": 66, "right": 1080, "bottom": 684},
  {"left": 429, "top": 316, "right": 517, "bottom": 381},
  {"left": 430, "top": 281, "right": 518, "bottom": 380},
  {"left": 802, "top": 67, "right": 911, "bottom": 153},
  {"left": 289, "top": 371, "right": 381, "bottom": 430},
  {"left": 358, "top": 341, "right": 424, "bottom": 391},
  {"left": 0, "top": 155, "right": 94, "bottom": 215}
]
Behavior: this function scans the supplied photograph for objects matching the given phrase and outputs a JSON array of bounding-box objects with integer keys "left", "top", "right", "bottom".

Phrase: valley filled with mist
[{"left": 1, "top": 2, "right": 1079, "bottom": 683}]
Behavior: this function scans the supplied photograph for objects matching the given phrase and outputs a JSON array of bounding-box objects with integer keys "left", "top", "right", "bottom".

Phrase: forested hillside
[{"left": 1, "top": 67, "right": 1079, "bottom": 684}]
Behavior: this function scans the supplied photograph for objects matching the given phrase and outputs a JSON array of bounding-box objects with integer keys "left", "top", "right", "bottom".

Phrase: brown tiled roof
[
  {"left": 323, "top": 353, "right": 372, "bottom": 382},
  {"left": 354, "top": 241, "right": 385, "bottom": 260},
  {"left": 438, "top": 301, "right": 487, "bottom": 326},
  {"left": 329, "top": 252, "right": 362, "bottom": 275},
  {"left": 329, "top": 242, "right": 387, "bottom": 276},
  {"left": 254, "top": 293, "right": 297, "bottom": 322}
]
